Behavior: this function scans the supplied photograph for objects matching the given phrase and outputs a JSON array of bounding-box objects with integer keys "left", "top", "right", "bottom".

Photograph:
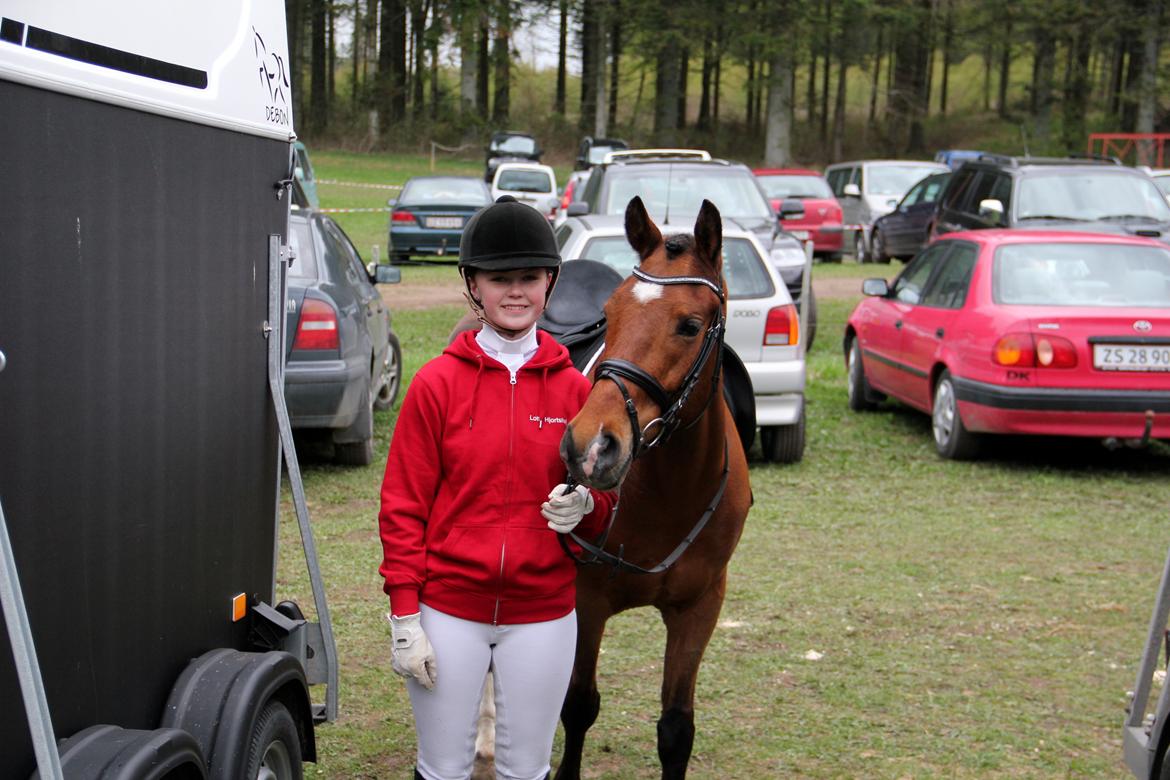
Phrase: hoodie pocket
[{"left": 430, "top": 524, "right": 505, "bottom": 593}]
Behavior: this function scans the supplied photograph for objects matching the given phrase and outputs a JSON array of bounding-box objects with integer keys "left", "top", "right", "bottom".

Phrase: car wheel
[
  {"left": 818, "top": 251, "right": 843, "bottom": 264},
  {"left": 871, "top": 229, "right": 891, "bottom": 264},
  {"left": 854, "top": 232, "right": 869, "bottom": 263},
  {"left": 846, "top": 337, "right": 883, "bottom": 411},
  {"left": 334, "top": 388, "right": 375, "bottom": 466},
  {"left": 932, "top": 370, "right": 980, "bottom": 460},
  {"left": 374, "top": 331, "right": 402, "bottom": 411},
  {"left": 760, "top": 407, "right": 806, "bottom": 464}
]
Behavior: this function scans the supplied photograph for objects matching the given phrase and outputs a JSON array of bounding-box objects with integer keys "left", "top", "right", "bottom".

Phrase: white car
[
  {"left": 1151, "top": 168, "right": 1170, "bottom": 205},
  {"left": 554, "top": 215, "right": 807, "bottom": 462},
  {"left": 491, "top": 162, "right": 558, "bottom": 221}
]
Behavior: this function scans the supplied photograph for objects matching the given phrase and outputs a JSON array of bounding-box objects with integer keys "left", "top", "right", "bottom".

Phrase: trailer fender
[
  {"left": 34, "top": 724, "right": 206, "bottom": 780},
  {"left": 161, "top": 649, "right": 316, "bottom": 778}
]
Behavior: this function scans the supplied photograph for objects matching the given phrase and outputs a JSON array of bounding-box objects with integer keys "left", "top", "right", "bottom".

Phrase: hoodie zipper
[{"left": 493, "top": 370, "right": 518, "bottom": 625}]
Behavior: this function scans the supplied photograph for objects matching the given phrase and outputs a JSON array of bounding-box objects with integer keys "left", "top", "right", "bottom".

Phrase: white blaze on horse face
[
  {"left": 582, "top": 423, "right": 607, "bottom": 478},
  {"left": 632, "top": 281, "right": 663, "bottom": 304}
]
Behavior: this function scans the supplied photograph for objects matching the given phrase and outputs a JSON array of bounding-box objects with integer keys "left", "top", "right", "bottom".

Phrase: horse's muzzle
[{"left": 560, "top": 423, "right": 628, "bottom": 491}]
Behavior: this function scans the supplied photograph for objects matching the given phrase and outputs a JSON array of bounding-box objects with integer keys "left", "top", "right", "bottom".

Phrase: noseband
[{"left": 592, "top": 266, "right": 726, "bottom": 457}]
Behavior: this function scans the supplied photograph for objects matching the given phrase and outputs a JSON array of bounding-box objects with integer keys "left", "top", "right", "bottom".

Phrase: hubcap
[
  {"left": 932, "top": 380, "right": 956, "bottom": 446},
  {"left": 256, "top": 740, "right": 292, "bottom": 780},
  {"left": 379, "top": 345, "right": 399, "bottom": 402},
  {"left": 847, "top": 347, "right": 859, "bottom": 401}
]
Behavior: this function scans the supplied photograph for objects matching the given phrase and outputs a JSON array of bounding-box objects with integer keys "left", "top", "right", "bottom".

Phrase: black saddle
[
  {"left": 539, "top": 260, "right": 622, "bottom": 372},
  {"left": 540, "top": 259, "right": 757, "bottom": 455}
]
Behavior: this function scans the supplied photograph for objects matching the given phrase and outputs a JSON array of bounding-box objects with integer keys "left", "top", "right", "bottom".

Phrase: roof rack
[{"left": 603, "top": 148, "right": 712, "bottom": 163}]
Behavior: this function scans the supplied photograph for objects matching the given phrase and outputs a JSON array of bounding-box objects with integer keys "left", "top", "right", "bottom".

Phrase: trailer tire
[
  {"left": 162, "top": 649, "right": 315, "bottom": 780},
  {"left": 50, "top": 724, "right": 206, "bottom": 780},
  {"left": 245, "top": 701, "right": 303, "bottom": 780}
]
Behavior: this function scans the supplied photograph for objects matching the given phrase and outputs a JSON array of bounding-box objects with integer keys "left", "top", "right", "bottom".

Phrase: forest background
[{"left": 283, "top": 0, "right": 1168, "bottom": 168}]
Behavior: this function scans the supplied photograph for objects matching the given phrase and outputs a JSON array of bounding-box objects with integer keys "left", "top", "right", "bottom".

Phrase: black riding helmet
[{"left": 459, "top": 196, "right": 562, "bottom": 311}]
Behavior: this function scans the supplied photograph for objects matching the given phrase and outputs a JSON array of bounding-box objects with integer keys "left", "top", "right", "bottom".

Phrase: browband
[{"left": 632, "top": 267, "right": 724, "bottom": 302}]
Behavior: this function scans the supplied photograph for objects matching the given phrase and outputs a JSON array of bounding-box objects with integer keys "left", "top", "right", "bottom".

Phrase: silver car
[{"left": 555, "top": 215, "right": 807, "bottom": 462}]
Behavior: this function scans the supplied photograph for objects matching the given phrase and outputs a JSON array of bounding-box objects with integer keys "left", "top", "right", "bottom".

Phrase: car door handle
[
  {"left": 895, "top": 320, "right": 902, "bottom": 329},
  {"left": 936, "top": 327, "right": 945, "bottom": 339}
]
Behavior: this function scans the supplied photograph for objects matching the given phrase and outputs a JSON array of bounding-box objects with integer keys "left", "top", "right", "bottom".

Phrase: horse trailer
[{"left": 0, "top": 3, "right": 337, "bottom": 778}]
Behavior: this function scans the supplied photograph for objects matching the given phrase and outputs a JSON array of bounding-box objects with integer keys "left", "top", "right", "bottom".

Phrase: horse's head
[{"left": 561, "top": 196, "right": 725, "bottom": 490}]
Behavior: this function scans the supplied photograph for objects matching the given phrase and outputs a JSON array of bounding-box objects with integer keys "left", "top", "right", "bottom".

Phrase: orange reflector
[{"left": 232, "top": 593, "right": 247, "bottom": 622}]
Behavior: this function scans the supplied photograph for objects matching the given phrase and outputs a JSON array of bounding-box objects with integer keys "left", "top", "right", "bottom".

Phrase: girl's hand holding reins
[
  {"left": 387, "top": 612, "right": 437, "bottom": 689},
  {"left": 541, "top": 484, "right": 594, "bottom": 534}
]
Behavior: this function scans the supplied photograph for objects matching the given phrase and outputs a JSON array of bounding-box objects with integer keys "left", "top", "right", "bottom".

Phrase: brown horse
[{"left": 555, "top": 196, "right": 752, "bottom": 779}]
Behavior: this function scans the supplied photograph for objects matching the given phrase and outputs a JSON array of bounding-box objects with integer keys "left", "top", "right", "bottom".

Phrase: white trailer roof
[{"left": 0, "top": 0, "right": 295, "bottom": 140}]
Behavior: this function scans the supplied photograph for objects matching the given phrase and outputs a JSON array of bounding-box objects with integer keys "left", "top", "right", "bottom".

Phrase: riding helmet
[{"left": 459, "top": 195, "right": 561, "bottom": 273}]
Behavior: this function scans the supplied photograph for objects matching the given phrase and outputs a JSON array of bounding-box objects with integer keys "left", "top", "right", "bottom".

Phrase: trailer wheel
[{"left": 246, "top": 701, "right": 303, "bottom": 780}]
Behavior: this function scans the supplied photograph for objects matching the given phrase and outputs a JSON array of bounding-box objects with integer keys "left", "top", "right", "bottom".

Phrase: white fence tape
[{"left": 317, "top": 179, "right": 403, "bottom": 191}]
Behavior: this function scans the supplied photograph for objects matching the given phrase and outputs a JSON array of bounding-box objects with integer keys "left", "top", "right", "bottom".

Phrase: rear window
[
  {"left": 492, "top": 136, "right": 537, "bottom": 155},
  {"left": 402, "top": 178, "right": 489, "bottom": 204},
  {"left": 994, "top": 242, "right": 1170, "bottom": 307},
  {"left": 574, "top": 236, "right": 774, "bottom": 299},
  {"left": 756, "top": 174, "right": 833, "bottom": 199},
  {"left": 603, "top": 168, "right": 771, "bottom": 220},
  {"left": 287, "top": 220, "right": 317, "bottom": 280},
  {"left": 497, "top": 169, "right": 553, "bottom": 193}
]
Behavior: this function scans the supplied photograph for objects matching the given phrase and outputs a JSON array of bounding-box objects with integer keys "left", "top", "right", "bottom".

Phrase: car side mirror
[
  {"left": 778, "top": 198, "right": 805, "bottom": 219},
  {"left": 373, "top": 264, "right": 401, "bottom": 285},
  {"left": 861, "top": 278, "right": 890, "bottom": 297},
  {"left": 843, "top": 183, "right": 861, "bottom": 198},
  {"left": 566, "top": 202, "right": 589, "bottom": 217},
  {"left": 978, "top": 198, "right": 1004, "bottom": 224}
]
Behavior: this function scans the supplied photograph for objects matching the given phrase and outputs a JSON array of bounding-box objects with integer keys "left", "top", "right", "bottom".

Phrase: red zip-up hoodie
[{"left": 378, "top": 329, "right": 614, "bottom": 625}]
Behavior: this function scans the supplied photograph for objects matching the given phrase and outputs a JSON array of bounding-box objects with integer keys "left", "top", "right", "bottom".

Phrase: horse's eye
[{"left": 676, "top": 318, "right": 703, "bottom": 338}]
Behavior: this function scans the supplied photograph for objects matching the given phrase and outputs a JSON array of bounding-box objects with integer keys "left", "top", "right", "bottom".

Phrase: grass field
[{"left": 277, "top": 152, "right": 1170, "bottom": 778}]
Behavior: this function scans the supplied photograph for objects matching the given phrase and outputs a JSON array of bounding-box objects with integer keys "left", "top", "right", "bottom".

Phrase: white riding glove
[
  {"left": 388, "top": 612, "right": 437, "bottom": 690},
  {"left": 541, "top": 484, "right": 594, "bottom": 534}
]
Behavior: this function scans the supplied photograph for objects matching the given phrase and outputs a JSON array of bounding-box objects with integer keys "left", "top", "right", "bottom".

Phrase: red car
[
  {"left": 844, "top": 230, "right": 1170, "bottom": 459},
  {"left": 753, "top": 168, "right": 844, "bottom": 259}
]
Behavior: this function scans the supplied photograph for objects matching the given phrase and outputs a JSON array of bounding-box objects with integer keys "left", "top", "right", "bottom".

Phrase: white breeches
[{"left": 409, "top": 604, "right": 576, "bottom": 780}]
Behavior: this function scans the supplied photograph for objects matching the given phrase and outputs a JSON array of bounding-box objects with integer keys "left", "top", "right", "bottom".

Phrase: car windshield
[
  {"left": 756, "top": 174, "right": 833, "bottom": 199},
  {"left": 492, "top": 135, "right": 537, "bottom": 155},
  {"left": 866, "top": 165, "right": 943, "bottom": 196},
  {"left": 497, "top": 169, "right": 553, "bottom": 193},
  {"left": 575, "top": 236, "right": 773, "bottom": 299},
  {"left": 1017, "top": 172, "right": 1170, "bottom": 222},
  {"left": 402, "top": 178, "right": 489, "bottom": 205},
  {"left": 994, "top": 242, "right": 1170, "bottom": 307},
  {"left": 603, "top": 169, "right": 771, "bottom": 220},
  {"left": 287, "top": 220, "right": 317, "bottom": 280}
]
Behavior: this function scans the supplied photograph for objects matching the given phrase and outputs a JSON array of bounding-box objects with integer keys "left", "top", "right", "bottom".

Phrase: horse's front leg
[
  {"left": 657, "top": 575, "right": 726, "bottom": 780},
  {"left": 554, "top": 597, "right": 608, "bottom": 780}
]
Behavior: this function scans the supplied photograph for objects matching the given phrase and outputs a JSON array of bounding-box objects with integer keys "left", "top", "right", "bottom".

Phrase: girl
[{"left": 378, "top": 196, "right": 614, "bottom": 780}]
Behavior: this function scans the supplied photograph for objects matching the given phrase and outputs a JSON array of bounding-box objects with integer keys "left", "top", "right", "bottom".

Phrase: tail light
[
  {"left": 293, "top": 298, "right": 340, "bottom": 350},
  {"left": 764, "top": 304, "right": 800, "bottom": 346},
  {"left": 560, "top": 180, "right": 576, "bottom": 211},
  {"left": 993, "top": 333, "right": 1077, "bottom": 368},
  {"left": 391, "top": 210, "right": 417, "bottom": 225}
]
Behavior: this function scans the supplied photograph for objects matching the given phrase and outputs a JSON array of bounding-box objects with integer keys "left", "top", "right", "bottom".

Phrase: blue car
[
  {"left": 870, "top": 171, "right": 951, "bottom": 263},
  {"left": 388, "top": 176, "right": 491, "bottom": 264}
]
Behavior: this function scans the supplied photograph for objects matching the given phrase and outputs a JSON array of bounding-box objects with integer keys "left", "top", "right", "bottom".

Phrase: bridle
[
  {"left": 558, "top": 264, "right": 732, "bottom": 575},
  {"left": 593, "top": 266, "right": 726, "bottom": 457}
]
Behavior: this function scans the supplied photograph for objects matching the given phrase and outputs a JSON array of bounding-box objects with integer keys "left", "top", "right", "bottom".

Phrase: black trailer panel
[{"left": 0, "top": 78, "right": 288, "bottom": 777}]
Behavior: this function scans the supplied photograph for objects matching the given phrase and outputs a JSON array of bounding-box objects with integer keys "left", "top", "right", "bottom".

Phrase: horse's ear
[
  {"left": 693, "top": 199, "right": 723, "bottom": 274},
  {"left": 625, "top": 196, "right": 663, "bottom": 260}
]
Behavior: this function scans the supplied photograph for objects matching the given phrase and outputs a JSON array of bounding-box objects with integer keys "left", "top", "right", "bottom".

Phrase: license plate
[
  {"left": 1093, "top": 343, "right": 1170, "bottom": 371},
  {"left": 789, "top": 230, "right": 810, "bottom": 240},
  {"left": 426, "top": 216, "right": 463, "bottom": 229}
]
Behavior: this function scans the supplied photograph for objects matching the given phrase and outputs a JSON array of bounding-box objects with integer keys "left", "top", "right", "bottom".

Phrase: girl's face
[{"left": 469, "top": 268, "right": 552, "bottom": 333}]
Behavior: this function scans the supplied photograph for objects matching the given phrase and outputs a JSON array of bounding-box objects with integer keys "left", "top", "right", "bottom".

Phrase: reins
[{"left": 558, "top": 264, "right": 731, "bottom": 575}]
